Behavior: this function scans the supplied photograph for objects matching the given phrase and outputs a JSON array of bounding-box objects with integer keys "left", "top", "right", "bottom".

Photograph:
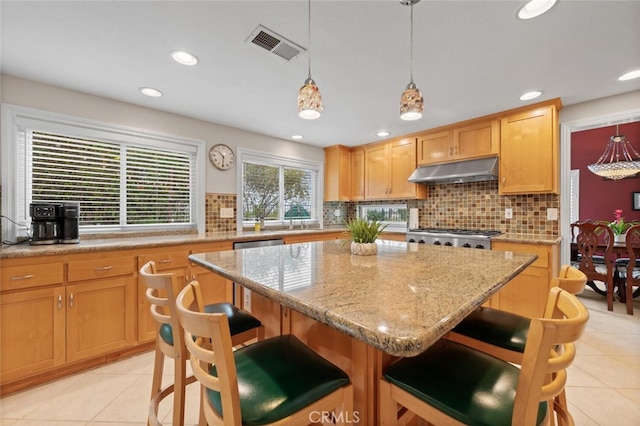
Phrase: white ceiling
[{"left": 1, "top": 0, "right": 639, "bottom": 148}]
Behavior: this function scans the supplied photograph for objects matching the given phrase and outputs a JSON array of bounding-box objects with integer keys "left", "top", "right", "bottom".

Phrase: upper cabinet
[
  {"left": 350, "top": 147, "right": 365, "bottom": 201},
  {"left": 499, "top": 102, "right": 559, "bottom": 194},
  {"left": 324, "top": 145, "right": 351, "bottom": 202},
  {"left": 417, "top": 119, "right": 499, "bottom": 165},
  {"left": 365, "top": 138, "right": 427, "bottom": 200}
]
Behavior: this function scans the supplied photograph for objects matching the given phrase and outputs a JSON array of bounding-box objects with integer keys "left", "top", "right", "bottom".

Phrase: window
[
  {"left": 1, "top": 104, "right": 205, "bottom": 239},
  {"left": 359, "top": 204, "right": 408, "bottom": 232},
  {"left": 238, "top": 148, "right": 321, "bottom": 228}
]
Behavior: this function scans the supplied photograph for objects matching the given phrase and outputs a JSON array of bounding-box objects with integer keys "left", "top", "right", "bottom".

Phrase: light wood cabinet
[
  {"left": 365, "top": 138, "right": 427, "bottom": 200},
  {"left": 417, "top": 119, "right": 499, "bottom": 165},
  {"left": 350, "top": 147, "right": 365, "bottom": 201},
  {"left": 324, "top": 145, "right": 351, "bottom": 202},
  {"left": 0, "top": 286, "right": 66, "bottom": 382},
  {"left": 499, "top": 103, "right": 559, "bottom": 194},
  {"left": 1, "top": 253, "right": 136, "bottom": 383},
  {"left": 491, "top": 241, "right": 559, "bottom": 318}
]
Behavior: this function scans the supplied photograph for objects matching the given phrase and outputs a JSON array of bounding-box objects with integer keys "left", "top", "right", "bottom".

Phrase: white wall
[{"left": 0, "top": 74, "right": 325, "bottom": 194}]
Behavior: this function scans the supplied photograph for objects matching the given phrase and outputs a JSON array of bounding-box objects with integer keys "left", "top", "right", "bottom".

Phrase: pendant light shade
[
  {"left": 400, "top": 0, "right": 423, "bottom": 121},
  {"left": 587, "top": 125, "right": 640, "bottom": 180},
  {"left": 298, "top": 0, "right": 322, "bottom": 119}
]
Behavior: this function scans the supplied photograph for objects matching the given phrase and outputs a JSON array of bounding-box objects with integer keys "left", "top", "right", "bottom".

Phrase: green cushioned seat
[
  {"left": 383, "top": 339, "right": 547, "bottom": 426},
  {"left": 206, "top": 334, "right": 350, "bottom": 425},
  {"left": 159, "top": 302, "right": 261, "bottom": 346},
  {"left": 452, "top": 306, "right": 530, "bottom": 353}
]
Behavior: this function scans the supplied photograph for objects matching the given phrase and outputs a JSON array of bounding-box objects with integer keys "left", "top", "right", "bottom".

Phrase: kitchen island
[{"left": 189, "top": 238, "right": 537, "bottom": 424}]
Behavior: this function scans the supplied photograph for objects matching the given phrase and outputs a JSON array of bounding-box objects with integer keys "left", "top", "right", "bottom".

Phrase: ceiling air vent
[{"left": 246, "top": 25, "right": 305, "bottom": 62}]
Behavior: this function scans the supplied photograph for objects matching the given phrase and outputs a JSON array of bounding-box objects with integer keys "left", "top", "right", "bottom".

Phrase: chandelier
[{"left": 587, "top": 125, "right": 640, "bottom": 180}]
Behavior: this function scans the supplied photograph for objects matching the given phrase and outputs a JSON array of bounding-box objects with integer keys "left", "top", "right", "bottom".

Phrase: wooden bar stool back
[
  {"left": 140, "top": 261, "right": 263, "bottom": 426},
  {"left": 175, "top": 280, "right": 354, "bottom": 426},
  {"left": 380, "top": 287, "right": 590, "bottom": 426}
]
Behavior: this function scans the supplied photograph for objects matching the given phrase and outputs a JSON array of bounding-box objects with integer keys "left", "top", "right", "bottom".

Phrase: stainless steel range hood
[{"left": 408, "top": 157, "right": 499, "bottom": 185}]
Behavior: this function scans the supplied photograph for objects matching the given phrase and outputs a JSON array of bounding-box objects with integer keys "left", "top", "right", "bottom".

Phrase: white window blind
[{"left": 2, "top": 104, "right": 203, "bottom": 237}]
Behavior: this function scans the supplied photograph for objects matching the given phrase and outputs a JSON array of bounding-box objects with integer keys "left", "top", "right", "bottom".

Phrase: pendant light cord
[
  {"left": 409, "top": 2, "right": 414, "bottom": 84},
  {"left": 307, "top": 0, "right": 312, "bottom": 80}
]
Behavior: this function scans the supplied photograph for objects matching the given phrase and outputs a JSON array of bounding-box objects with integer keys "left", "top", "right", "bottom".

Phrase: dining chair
[
  {"left": 379, "top": 287, "right": 589, "bottom": 426},
  {"left": 571, "top": 220, "right": 617, "bottom": 311},
  {"left": 140, "top": 261, "right": 263, "bottom": 426},
  {"left": 618, "top": 224, "right": 640, "bottom": 315},
  {"left": 175, "top": 279, "right": 354, "bottom": 426}
]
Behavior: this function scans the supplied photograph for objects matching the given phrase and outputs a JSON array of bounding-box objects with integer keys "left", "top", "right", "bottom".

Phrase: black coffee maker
[
  {"left": 29, "top": 201, "right": 80, "bottom": 245},
  {"left": 29, "top": 203, "right": 61, "bottom": 245}
]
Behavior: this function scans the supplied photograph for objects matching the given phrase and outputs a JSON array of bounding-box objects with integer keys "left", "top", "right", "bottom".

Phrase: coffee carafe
[{"left": 29, "top": 203, "right": 61, "bottom": 245}]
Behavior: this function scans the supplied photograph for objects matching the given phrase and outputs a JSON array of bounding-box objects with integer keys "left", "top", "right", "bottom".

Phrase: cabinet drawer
[
  {"left": 1, "top": 263, "right": 64, "bottom": 291},
  {"left": 68, "top": 256, "right": 135, "bottom": 282},
  {"left": 139, "top": 250, "right": 191, "bottom": 271}
]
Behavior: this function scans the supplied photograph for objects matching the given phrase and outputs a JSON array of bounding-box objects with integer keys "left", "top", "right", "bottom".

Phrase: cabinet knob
[
  {"left": 158, "top": 259, "right": 173, "bottom": 264},
  {"left": 58, "top": 294, "right": 63, "bottom": 310},
  {"left": 94, "top": 266, "right": 113, "bottom": 272},
  {"left": 10, "top": 274, "right": 34, "bottom": 281},
  {"left": 69, "top": 293, "right": 74, "bottom": 308}
]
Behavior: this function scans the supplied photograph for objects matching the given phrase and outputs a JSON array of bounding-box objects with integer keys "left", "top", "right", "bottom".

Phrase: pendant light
[
  {"left": 587, "top": 124, "right": 640, "bottom": 180},
  {"left": 297, "top": 0, "right": 322, "bottom": 119},
  {"left": 399, "top": 0, "right": 423, "bottom": 121}
]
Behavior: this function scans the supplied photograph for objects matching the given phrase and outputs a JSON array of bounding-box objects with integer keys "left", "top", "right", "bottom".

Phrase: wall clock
[{"left": 209, "top": 144, "right": 236, "bottom": 170}]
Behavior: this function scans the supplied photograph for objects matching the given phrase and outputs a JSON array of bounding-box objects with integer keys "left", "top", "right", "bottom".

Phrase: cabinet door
[
  {"left": 453, "top": 119, "right": 499, "bottom": 160},
  {"left": 191, "top": 266, "right": 233, "bottom": 306},
  {"left": 0, "top": 286, "right": 66, "bottom": 382},
  {"left": 417, "top": 130, "right": 452, "bottom": 165},
  {"left": 499, "top": 106, "right": 557, "bottom": 194},
  {"left": 66, "top": 277, "right": 136, "bottom": 362},
  {"left": 389, "top": 138, "right": 419, "bottom": 198},
  {"left": 364, "top": 144, "right": 390, "bottom": 199},
  {"left": 324, "top": 145, "right": 351, "bottom": 202},
  {"left": 350, "top": 148, "right": 365, "bottom": 201}
]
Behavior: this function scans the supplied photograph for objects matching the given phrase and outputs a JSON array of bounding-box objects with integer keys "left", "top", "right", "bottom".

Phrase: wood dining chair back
[
  {"left": 380, "top": 287, "right": 590, "bottom": 426},
  {"left": 175, "top": 280, "right": 354, "bottom": 426},
  {"left": 140, "top": 261, "right": 263, "bottom": 426},
  {"left": 621, "top": 224, "right": 640, "bottom": 315},
  {"left": 571, "top": 220, "right": 617, "bottom": 310}
]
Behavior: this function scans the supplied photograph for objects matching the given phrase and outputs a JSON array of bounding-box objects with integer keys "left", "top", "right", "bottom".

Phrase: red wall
[{"left": 571, "top": 121, "right": 640, "bottom": 223}]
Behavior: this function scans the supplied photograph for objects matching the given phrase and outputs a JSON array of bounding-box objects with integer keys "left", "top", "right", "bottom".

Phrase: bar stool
[
  {"left": 140, "top": 261, "right": 263, "bottom": 426},
  {"left": 175, "top": 279, "right": 354, "bottom": 425},
  {"left": 380, "top": 287, "right": 589, "bottom": 425}
]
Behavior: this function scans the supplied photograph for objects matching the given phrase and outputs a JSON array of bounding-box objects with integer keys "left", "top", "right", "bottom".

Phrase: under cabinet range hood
[{"left": 408, "top": 157, "right": 499, "bottom": 185}]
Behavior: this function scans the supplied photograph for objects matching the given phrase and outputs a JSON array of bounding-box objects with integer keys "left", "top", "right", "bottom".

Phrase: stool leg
[
  {"left": 149, "top": 345, "right": 164, "bottom": 426},
  {"left": 172, "top": 354, "right": 187, "bottom": 426}
]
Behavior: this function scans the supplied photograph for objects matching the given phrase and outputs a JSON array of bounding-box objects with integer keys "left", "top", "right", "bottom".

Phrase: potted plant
[
  {"left": 345, "top": 218, "right": 388, "bottom": 256},
  {"left": 610, "top": 209, "right": 636, "bottom": 243}
]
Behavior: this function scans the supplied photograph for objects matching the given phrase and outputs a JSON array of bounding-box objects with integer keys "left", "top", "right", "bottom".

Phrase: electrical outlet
[
  {"left": 220, "top": 207, "right": 234, "bottom": 218},
  {"left": 334, "top": 209, "right": 341, "bottom": 217},
  {"left": 505, "top": 208, "right": 513, "bottom": 219},
  {"left": 547, "top": 208, "right": 558, "bottom": 221},
  {"left": 243, "top": 289, "right": 252, "bottom": 312}
]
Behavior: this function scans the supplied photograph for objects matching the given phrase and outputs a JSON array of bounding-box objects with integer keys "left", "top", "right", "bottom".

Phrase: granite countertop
[
  {"left": 0, "top": 227, "right": 351, "bottom": 259},
  {"left": 492, "top": 233, "right": 562, "bottom": 245},
  {"left": 189, "top": 239, "right": 537, "bottom": 357}
]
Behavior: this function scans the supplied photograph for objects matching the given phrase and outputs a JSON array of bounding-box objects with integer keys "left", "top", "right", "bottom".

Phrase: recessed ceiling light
[
  {"left": 291, "top": 135, "right": 303, "bottom": 140},
  {"left": 171, "top": 50, "right": 199, "bottom": 66},
  {"left": 619, "top": 69, "right": 640, "bottom": 81},
  {"left": 517, "top": 0, "right": 557, "bottom": 20},
  {"left": 376, "top": 131, "right": 391, "bottom": 137},
  {"left": 520, "top": 91, "right": 542, "bottom": 101},
  {"left": 140, "top": 87, "right": 163, "bottom": 97}
]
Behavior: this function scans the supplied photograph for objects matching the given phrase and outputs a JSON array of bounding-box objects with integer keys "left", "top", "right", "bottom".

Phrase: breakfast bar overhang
[{"left": 189, "top": 239, "right": 537, "bottom": 424}]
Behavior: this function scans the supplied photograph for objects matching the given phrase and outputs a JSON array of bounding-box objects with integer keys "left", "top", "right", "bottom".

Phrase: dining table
[{"left": 189, "top": 238, "right": 537, "bottom": 424}]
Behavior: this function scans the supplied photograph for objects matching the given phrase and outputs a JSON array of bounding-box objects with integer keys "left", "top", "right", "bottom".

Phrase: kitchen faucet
[{"left": 288, "top": 199, "right": 305, "bottom": 230}]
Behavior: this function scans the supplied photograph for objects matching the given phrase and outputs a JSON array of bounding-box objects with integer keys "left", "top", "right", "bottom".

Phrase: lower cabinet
[{"left": 491, "top": 241, "right": 559, "bottom": 318}]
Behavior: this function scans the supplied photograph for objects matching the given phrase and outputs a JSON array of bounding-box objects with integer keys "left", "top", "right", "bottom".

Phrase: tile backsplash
[{"left": 209, "top": 182, "right": 560, "bottom": 236}]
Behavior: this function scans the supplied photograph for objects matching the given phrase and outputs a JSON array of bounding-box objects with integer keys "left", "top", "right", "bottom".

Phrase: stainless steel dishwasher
[{"left": 232, "top": 238, "right": 284, "bottom": 310}]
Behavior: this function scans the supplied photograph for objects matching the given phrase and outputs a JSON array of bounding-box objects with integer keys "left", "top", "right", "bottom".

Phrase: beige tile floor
[{"left": 1, "top": 287, "right": 638, "bottom": 426}]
